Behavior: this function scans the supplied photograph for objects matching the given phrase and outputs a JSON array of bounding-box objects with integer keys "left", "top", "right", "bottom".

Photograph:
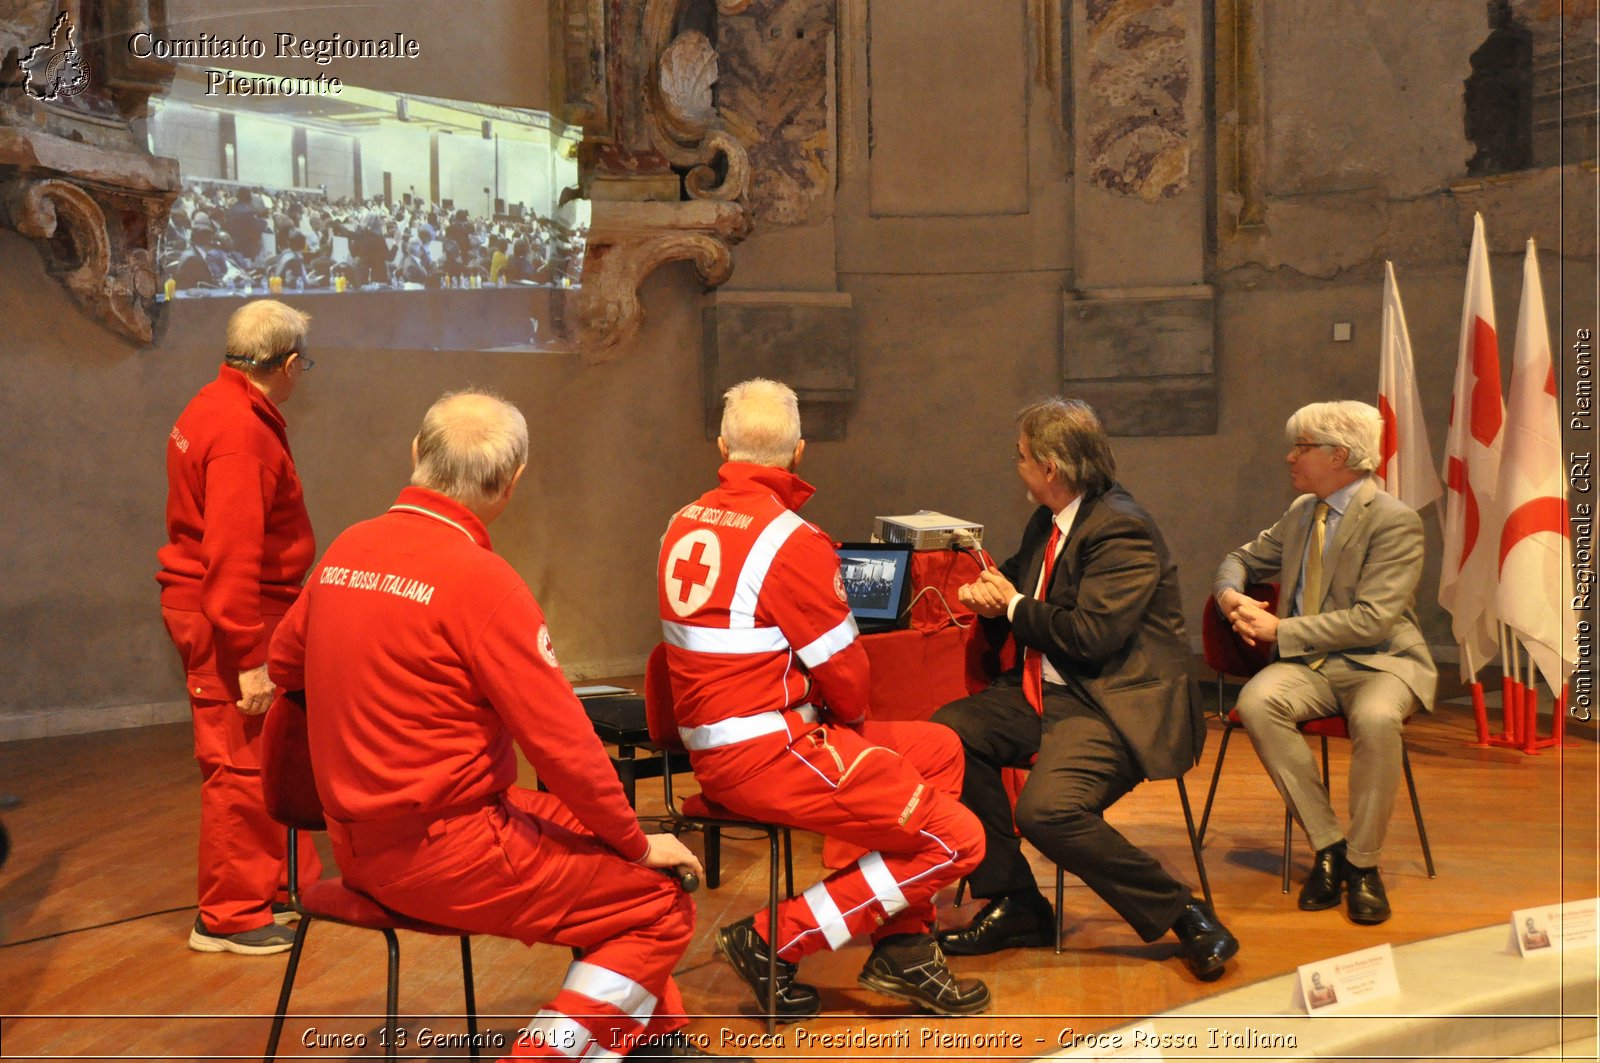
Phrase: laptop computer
[{"left": 834, "top": 541, "right": 915, "bottom": 634}]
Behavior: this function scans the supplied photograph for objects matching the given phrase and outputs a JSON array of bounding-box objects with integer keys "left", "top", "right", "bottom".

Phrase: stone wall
[{"left": 1, "top": 0, "right": 1592, "bottom": 736}]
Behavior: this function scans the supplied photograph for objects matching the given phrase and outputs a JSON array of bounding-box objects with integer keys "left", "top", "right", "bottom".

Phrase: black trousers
[{"left": 931, "top": 679, "right": 1190, "bottom": 942}]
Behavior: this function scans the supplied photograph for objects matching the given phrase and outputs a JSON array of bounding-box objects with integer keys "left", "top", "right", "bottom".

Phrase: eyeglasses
[
  {"left": 290, "top": 350, "right": 313, "bottom": 372},
  {"left": 1289, "top": 441, "right": 1332, "bottom": 453}
]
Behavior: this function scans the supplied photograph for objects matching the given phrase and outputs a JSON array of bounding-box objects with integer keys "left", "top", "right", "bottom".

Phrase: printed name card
[
  {"left": 1296, "top": 943, "right": 1399, "bottom": 1015},
  {"left": 1511, "top": 898, "right": 1599, "bottom": 957}
]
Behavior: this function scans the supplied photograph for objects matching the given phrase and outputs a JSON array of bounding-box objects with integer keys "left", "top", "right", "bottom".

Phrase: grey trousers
[{"left": 1234, "top": 657, "right": 1418, "bottom": 869}]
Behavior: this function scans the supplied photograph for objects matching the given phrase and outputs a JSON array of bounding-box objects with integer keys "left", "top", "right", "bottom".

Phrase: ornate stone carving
[
  {"left": 0, "top": 0, "right": 178, "bottom": 344},
  {"left": 558, "top": 0, "right": 756, "bottom": 359},
  {"left": 578, "top": 198, "right": 748, "bottom": 358},
  {"left": 3, "top": 175, "right": 161, "bottom": 341}
]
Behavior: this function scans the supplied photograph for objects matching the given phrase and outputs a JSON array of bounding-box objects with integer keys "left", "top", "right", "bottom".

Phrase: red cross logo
[
  {"left": 664, "top": 530, "right": 721, "bottom": 617},
  {"left": 673, "top": 541, "right": 712, "bottom": 603}
]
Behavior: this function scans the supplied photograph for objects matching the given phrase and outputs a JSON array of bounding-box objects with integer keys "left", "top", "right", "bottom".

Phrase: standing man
[
  {"left": 659, "top": 379, "right": 991, "bottom": 1020},
  {"left": 933, "top": 398, "right": 1239, "bottom": 981},
  {"left": 1214, "top": 400, "right": 1435, "bottom": 925},
  {"left": 157, "top": 300, "right": 321, "bottom": 954},
  {"left": 270, "top": 391, "right": 733, "bottom": 1063}
]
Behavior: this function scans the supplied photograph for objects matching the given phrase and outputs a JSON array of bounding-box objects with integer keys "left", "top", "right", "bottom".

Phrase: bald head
[{"left": 410, "top": 390, "right": 529, "bottom": 512}]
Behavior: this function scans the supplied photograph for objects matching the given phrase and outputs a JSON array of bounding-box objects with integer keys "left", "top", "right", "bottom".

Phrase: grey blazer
[{"left": 1213, "top": 476, "right": 1437, "bottom": 710}]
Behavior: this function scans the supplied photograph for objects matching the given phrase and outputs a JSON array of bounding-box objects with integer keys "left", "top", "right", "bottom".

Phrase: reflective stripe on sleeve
[
  {"left": 795, "top": 614, "right": 859, "bottom": 669},
  {"left": 661, "top": 621, "right": 790, "bottom": 655}
]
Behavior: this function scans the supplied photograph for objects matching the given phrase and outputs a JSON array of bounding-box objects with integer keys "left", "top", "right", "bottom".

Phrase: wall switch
[{"left": 1332, "top": 321, "right": 1353, "bottom": 342}]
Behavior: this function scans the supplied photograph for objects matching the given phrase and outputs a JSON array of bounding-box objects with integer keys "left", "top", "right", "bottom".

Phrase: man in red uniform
[
  {"left": 158, "top": 299, "right": 322, "bottom": 955},
  {"left": 658, "top": 378, "right": 991, "bottom": 1021},
  {"left": 270, "top": 391, "right": 734, "bottom": 1063}
]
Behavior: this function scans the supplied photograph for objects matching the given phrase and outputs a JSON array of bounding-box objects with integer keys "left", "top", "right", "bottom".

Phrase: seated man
[
  {"left": 1214, "top": 400, "right": 1435, "bottom": 926},
  {"left": 932, "top": 398, "right": 1239, "bottom": 981},
  {"left": 658, "top": 378, "right": 990, "bottom": 1020},
  {"left": 270, "top": 391, "right": 737, "bottom": 1063}
]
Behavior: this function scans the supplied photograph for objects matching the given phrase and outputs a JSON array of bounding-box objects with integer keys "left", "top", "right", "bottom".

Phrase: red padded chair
[
  {"left": 259, "top": 694, "right": 480, "bottom": 1062},
  {"left": 643, "top": 645, "right": 794, "bottom": 1033},
  {"left": 1195, "top": 585, "right": 1436, "bottom": 893}
]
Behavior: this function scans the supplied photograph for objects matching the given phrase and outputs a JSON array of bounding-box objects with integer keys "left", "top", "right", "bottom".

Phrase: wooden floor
[{"left": 0, "top": 684, "right": 1595, "bottom": 1062}]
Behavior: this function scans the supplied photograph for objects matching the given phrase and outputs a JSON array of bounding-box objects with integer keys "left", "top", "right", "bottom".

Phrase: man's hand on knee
[{"left": 638, "top": 833, "right": 704, "bottom": 883}]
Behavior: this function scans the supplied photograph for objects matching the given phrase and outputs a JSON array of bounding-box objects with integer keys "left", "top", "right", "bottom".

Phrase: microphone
[{"left": 669, "top": 867, "right": 701, "bottom": 893}]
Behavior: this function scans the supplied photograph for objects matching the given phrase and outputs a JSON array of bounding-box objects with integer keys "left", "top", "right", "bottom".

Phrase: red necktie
[{"left": 1022, "top": 523, "right": 1062, "bottom": 715}]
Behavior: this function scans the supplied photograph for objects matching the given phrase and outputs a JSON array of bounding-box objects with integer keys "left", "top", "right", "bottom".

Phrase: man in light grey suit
[{"left": 1214, "top": 401, "right": 1436, "bottom": 925}]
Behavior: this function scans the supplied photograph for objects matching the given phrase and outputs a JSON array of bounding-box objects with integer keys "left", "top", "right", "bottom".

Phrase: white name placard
[
  {"left": 1511, "top": 897, "right": 1599, "bottom": 957},
  {"left": 1296, "top": 943, "right": 1399, "bottom": 1015}
]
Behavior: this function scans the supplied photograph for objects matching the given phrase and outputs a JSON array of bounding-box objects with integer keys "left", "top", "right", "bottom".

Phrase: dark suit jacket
[{"left": 991, "top": 484, "right": 1202, "bottom": 781}]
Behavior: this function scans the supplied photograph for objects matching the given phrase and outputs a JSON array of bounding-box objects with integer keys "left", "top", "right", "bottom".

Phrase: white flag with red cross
[
  {"left": 1438, "top": 213, "right": 1505, "bottom": 679},
  {"left": 1494, "top": 239, "right": 1575, "bottom": 693},
  {"left": 1376, "top": 261, "right": 1443, "bottom": 512}
]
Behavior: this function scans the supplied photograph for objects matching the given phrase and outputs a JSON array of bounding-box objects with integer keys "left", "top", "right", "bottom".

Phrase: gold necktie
[{"left": 1304, "top": 501, "right": 1330, "bottom": 669}]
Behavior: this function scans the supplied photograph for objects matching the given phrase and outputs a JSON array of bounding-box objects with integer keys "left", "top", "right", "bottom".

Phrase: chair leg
[
  {"left": 263, "top": 917, "right": 313, "bottom": 1063},
  {"left": 460, "top": 937, "right": 479, "bottom": 1062},
  {"left": 1053, "top": 866, "right": 1065, "bottom": 954},
  {"left": 1281, "top": 810, "right": 1294, "bottom": 895},
  {"left": 1176, "top": 777, "right": 1213, "bottom": 910},
  {"left": 1320, "top": 736, "right": 1331, "bottom": 787},
  {"left": 765, "top": 830, "right": 780, "bottom": 1036},
  {"left": 705, "top": 827, "right": 722, "bottom": 890},
  {"left": 1197, "top": 722, "right": 1237, "bottom": 844},
  {"left": 383, "top": 928, "right": 401, "bottom": 1061},
  {"left": 1402, "top": 745, "right": 1437, "bottom": 878},
  {"left": 782, "top": 828, "right": 795, "bottom": 899},
  {"left": 953, "top": 877, "right": 966, "bottom": 907}
]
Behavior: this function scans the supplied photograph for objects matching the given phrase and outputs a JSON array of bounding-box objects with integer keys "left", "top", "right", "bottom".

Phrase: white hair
[
  {"left": 224, "top": 300, "right": 310, "bottom": 371},
  {"left": 1285, "top": 401, "right": 1383, "bottom": 472},
  {"left": 410, "top": 389, "right": 529, "bottom": 507},
  {"left": 720, "top": 378, "right": 801, "bottom": 467}
]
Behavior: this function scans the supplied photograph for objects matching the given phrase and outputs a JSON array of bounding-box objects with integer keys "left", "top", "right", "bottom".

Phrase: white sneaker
[{"left": 187, "top": 916, "right": 295, "bottom": 955}]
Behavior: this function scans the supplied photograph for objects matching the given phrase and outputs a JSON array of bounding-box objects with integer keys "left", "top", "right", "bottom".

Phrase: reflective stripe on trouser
[
  {"left": 699, "top": 719, "right": 983, "bottom": 962},
  {"left": 326, "top": 787, "right": 693, "bottom": 1062},
  {"left": 508, "top": 961, "right": 659, "bottom": 1061}
]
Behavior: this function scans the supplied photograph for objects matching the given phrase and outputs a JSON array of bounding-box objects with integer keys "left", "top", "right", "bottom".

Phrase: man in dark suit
[{"left": 932, "top": 398, "right": 1239, "bottom": 981}]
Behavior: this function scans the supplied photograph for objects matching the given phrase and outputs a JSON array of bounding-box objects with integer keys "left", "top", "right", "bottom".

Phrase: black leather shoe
[
  {"left": 1298, "top": 841, "right": 1348, "bottom": 911},
  {"left": 858, "top": 933, "right": 991, "bottom": 1016},
  {"left": 1345, "top": 865, "right": 1391, "bottom": 925},
  {"left": 935, "top": 893, "right": 1054, "bottom": 956},
  {"left": 1170, "top": 901, "right": 1239, "bottom": 982}
]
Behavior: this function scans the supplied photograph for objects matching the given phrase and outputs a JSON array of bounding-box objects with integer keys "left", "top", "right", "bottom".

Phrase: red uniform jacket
[
  {"left": 157, "top": 366, "right": 314, "bottom": 675},
  {"left": 657, "top": 463, "right": 870, "bottom": 781},
  {"left": 269, "top": 487, "right": 648, "bottom": 862}
]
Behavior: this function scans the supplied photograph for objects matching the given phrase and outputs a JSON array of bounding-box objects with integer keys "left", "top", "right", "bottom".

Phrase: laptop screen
[{"left": 833, "top": 542, "right": 914, "bottom": 629}]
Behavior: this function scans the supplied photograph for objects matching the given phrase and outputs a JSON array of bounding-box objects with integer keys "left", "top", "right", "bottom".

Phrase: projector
[{"left": 873, "top": 511, "right": 985, "bottom": 551}]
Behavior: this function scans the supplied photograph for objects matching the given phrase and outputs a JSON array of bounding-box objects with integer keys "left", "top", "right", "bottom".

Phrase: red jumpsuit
[
  {"left": 270, "top": 487, "right": 692, "bottom": 1061},
  {"left": 157, "top": 365, "right": 320, "bottom": 935},
  {"left": 658, "top": 463, "right": 982, "bottom": 961}
]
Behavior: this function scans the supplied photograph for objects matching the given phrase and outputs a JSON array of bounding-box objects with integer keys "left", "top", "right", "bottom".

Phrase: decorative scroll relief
[
  {"left": 1084, "top": 0, "right": 1192, "bottom": 202},
  {"left": 579, "top": 197, "right": 750, "bottom": 362},
  {"left": 2, "top": 176, "right": 160, "bottom": 342}
]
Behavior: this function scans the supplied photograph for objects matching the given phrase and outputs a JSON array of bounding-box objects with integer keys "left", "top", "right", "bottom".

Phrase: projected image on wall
[{"left": 148, "top": 65, "right": 587, "bottom": 351}]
